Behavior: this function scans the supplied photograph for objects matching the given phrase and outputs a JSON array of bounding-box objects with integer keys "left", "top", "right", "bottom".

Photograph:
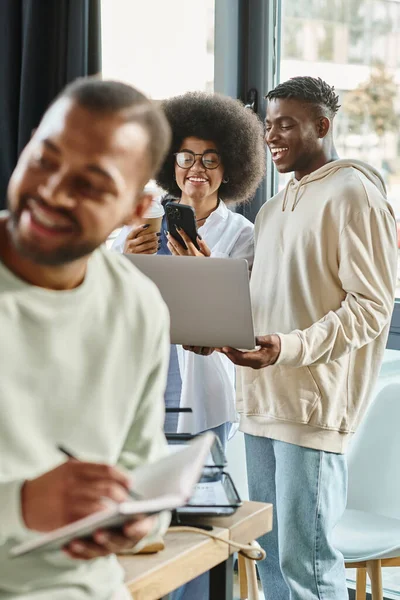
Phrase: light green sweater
[{"left": 0, "top": 241, "right": 170, "bottom": 599}]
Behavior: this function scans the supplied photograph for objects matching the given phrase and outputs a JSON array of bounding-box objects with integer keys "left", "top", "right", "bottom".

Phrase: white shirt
[{"left": 112, "top": 200, "right": 254, "bottom": 433}]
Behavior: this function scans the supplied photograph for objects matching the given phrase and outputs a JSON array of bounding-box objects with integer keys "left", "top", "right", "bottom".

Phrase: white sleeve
[
  {"left": 110, "top": 226, "right": 134, "bottom": 254},
  {"left": 117, "top": 300, "right": 171, "bottom": 548},
  {"left": 117, "top": 302, "right": 170, "bottom": 471},
  {"left": 228, "top": 221, "right": 255, "bottom": 269},
  {"left": 211, "top": 218, "right": 255, "bottom": 269}
]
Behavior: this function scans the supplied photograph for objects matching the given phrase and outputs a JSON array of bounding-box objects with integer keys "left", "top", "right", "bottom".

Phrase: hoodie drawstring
[
  {"left": 282, "top": 180, "right": 294, "bottom": 211},
  {"left": 282, "top": 165, "right": 352, "bottom": 212},
  {"left": 282, "top": 179, "right": 306, "bottom": 212},
  {"left": 291, "top": 183, "right": 303, "bottom": 211}
]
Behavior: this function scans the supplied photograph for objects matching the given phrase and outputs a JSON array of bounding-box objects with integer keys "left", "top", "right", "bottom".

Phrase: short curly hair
[
  {"left": 266, "top": 76, "right": 340, "bottom": 119},
  {"left": 156, "top": 92, "right": 266, "bottom": 204}
]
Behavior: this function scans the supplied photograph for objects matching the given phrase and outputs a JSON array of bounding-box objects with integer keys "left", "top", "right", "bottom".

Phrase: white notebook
[{"left": 10, "top": 432, "right": 215, "bottom": 558}]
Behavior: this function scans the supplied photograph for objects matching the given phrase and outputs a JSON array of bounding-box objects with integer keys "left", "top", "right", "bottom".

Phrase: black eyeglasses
[{"left": 174, "top": 150, "right": 221, "bottom": 170}]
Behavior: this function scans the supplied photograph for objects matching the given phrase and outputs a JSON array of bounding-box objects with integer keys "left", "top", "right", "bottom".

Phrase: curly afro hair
[{"left": 156, "top": 91, "right": 266, "bottom": 204}]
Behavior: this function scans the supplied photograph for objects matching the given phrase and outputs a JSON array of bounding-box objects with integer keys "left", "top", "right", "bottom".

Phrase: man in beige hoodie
[{"left": 222, "top": 77, "right": 398, "bottom": 599}]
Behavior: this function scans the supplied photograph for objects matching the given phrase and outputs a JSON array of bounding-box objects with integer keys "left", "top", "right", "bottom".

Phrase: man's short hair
[
  {"left": 266, "top": 76, "right": 341, "bottom": 120},
  {"left": 57, "top": 77, "right": 171, "bottom": 176}
]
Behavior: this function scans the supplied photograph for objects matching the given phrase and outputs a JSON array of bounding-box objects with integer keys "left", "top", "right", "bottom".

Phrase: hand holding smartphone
[{"left": 165, "top": 202, "right": 200, "bottom": 251}]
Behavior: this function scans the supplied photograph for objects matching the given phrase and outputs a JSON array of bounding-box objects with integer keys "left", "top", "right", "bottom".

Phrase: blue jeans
[
  {"left": 245, "top": 434, "right": 348, "bottom": 600},
  {"left": 170, "top": 422, "right": 230, "bottom": 600}
]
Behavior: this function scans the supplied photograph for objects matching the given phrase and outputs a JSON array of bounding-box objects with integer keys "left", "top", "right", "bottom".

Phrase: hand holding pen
[
  {"left": 21, "top": 445, "right": 156, "bottom": 560},
  {"left": 57, "top": 445, "right": 143, "bottom": 500}
]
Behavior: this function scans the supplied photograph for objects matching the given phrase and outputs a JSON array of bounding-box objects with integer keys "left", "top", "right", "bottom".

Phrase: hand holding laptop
[{"left": 221, "top": 334, "right": 282, "bottom": 369}]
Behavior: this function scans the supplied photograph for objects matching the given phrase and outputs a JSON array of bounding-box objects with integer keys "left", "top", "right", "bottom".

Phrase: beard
[{"left": 7, "top": 210, "right": 98, "bottom": 267}]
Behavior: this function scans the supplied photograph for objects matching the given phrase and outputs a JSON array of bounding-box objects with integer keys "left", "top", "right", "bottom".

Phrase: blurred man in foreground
[{"left": 0, "top": 77, "right": 171, "bottom": 600}]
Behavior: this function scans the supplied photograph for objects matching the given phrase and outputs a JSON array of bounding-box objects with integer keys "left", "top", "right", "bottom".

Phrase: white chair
[{"left": 332, "top": 383, "right": 400, "bottom": 600}]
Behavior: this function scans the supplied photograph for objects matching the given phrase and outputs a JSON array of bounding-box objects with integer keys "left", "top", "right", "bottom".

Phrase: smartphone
[{"left": 165, "top": 201, "right": 200, "bottom": 251}]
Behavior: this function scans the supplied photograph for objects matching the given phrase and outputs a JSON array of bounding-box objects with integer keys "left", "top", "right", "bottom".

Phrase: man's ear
[
  {"left": 122, "top": 193, "right": 153, "bottom": 226},
  {"left": 317, "top": 116, "right": 331, "bottom": 139}
]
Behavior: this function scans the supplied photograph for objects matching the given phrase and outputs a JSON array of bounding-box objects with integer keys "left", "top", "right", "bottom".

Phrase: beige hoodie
[{"left": 237, "top": 159, "right": 398, "bottom": 453}]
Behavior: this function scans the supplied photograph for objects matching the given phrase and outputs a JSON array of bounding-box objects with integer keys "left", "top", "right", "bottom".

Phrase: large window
[
  {"left": 101, "top": 0, "right": 215, "bottom": 99},
  {"left": 101, "top": 0, "right": 215, "bottom": 245},
  {"left": 281, "top": 0, "right": 400, "bottom": 301}
]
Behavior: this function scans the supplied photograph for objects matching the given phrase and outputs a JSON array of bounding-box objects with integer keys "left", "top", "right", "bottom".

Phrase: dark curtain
[{"left": 0, "top": 0, "right": 101, "bottom": 208}]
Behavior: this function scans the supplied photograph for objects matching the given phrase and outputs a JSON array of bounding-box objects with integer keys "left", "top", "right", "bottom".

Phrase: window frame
[{"left": 214, "top": 0, "right": 281, "bottom": 222}]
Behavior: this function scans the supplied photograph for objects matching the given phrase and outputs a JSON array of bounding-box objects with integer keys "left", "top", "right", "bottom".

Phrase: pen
[
  {"left": 57, "top": 445, "right": 76, "bottom": 459},
  {"left": 57, "top": 445, "right": 143, "bottom": 501}
]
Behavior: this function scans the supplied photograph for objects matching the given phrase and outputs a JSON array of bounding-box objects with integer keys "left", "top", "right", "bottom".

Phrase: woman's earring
[{"left": 222, "top": 176, "right": 229, "bottom": 184}]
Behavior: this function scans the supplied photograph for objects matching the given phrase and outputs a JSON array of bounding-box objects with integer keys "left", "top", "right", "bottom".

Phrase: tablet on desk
[
  {"left": 176, "top": 473, "right": 242, "bottom": 518},
  {"left": 124, "top": 255, "right": 255, "bottom": 349}
]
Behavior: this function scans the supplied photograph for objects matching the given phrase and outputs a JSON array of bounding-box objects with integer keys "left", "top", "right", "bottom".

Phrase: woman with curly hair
[{"left": 112, "top": 91, "right": 265, "bottom": 449}]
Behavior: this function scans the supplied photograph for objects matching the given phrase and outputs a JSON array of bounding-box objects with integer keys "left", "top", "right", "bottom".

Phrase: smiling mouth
[
  {"left": 186, "top": 176, "right": 208, "bottom": 184},
  {"left": 270, "top": 147, "right": 289, "bottom": 162},
  {"left": 25, "top": 198, "right": 76, "bottom": 234}
]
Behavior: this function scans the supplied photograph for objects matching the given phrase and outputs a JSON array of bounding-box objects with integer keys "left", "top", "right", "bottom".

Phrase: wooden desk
[{"left": 119, "top": 501, "right": 273, "bottom": 600}]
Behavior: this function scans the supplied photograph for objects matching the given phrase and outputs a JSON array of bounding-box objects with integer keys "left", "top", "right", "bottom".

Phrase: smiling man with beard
[
  {"left": 0, "top": 78, "right": 172, "bottom": 600},
  {"left": 222, "top": 77, "right": 398, "bottom": 599}
]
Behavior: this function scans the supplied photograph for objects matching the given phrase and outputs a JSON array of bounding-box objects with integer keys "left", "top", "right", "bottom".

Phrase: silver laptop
[{"left": 124, "top": 255, "right": 255, "bottom": 349}]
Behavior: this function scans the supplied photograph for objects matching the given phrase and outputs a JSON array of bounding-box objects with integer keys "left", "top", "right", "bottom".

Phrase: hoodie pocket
[{"left": 249, "top": 365, "right": 321, "bottom": 423}]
